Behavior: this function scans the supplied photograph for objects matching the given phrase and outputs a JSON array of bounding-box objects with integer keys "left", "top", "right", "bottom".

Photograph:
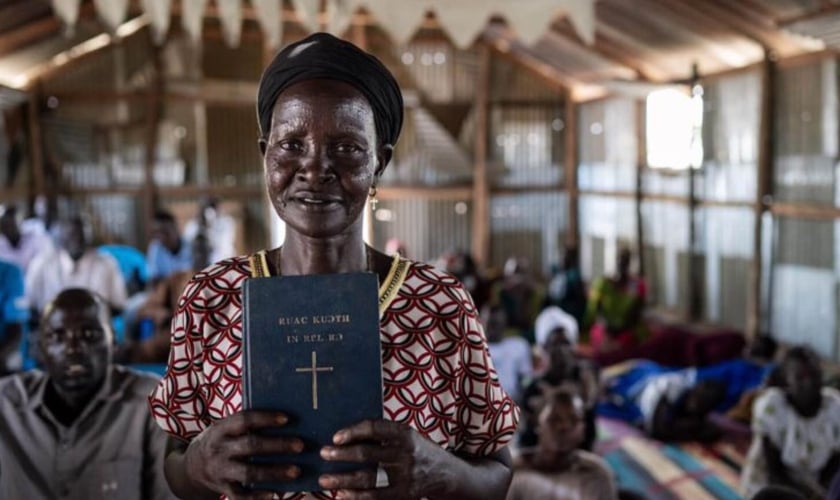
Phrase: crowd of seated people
[
  {"left": 445, "top": 245, "right": 840, "bottom": 500},
  {"left": 0, "top": 203, "right": 236, "bottom": 369}
]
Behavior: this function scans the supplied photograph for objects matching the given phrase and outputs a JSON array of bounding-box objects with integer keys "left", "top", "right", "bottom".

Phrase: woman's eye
[
  {"left": 335, "top": 143, "right": 362, "bottom": 154},
  {"left": 279, "top": 140, "right": 304, "bottom": 152}
]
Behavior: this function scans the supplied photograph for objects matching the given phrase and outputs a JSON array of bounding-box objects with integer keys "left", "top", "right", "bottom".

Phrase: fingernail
[
  {"left": 276, "top": 414, "right": 288, "bottom": 425},
  {"left": 288, "top": 466, "right": 301, "bottom": 478},
  {"left": 319, "top": 475, "right": 336, "bottom": 488},
  {"left": 293, "top": 440, "right": 304, "bottom": 453},
  {"left": 320, "top": 447, "right": 334, "bottom": 459},
  {"left": 333, "top": 432, "right": 346, "bottom": 444}
]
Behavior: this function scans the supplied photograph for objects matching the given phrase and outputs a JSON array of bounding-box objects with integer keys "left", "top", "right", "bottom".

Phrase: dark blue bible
[{"left": 242, "top": 272, "right": 383, "bottom": 493}]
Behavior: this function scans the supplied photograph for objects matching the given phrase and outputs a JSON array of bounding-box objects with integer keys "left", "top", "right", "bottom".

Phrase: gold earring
[{"left": 369, "top": 185, "right": 378, "bottom": 211}]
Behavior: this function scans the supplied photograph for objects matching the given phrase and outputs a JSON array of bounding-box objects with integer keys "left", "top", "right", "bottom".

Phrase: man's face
[
  {"left": 58, "top": 220, "right": 86, "bottom": 259},
  {"left": 152, "top": 220, "right": 181, "bottom": 253},
  {"left": 38, "top": 302, "right": 111, "bottom": 400},
  {"left": 0, "top": 212, "right": 19, "bottom": 241}
]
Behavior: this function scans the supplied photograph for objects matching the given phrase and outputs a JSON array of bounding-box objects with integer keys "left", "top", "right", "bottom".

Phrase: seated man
[
  {"left": 146, "top": 210, "right": 192, "bottom": 286},
  {"left": 507, "top": 387, "right": 617, "bottom": 500},
  {"left": 0, "top": 205, "right": 52, "bottom": 274},
  {"left": 128, "top": 233, "right": 211, "bottom": 363},
  {"left": 25, "top": 216, "right": 127, "bottom": 315},
  {"left": 480, "top": 304, "right": 532, "bottom": 405},
  {"left": 0, "top": 288, "right": 174, "bottom": 499}
]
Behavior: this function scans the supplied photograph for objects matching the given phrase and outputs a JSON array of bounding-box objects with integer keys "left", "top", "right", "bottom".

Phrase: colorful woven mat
[{"left": 596, "top": 417, "right": 748, "bottom": 499}]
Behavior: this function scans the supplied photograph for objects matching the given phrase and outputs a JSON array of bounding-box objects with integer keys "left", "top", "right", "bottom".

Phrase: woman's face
[{"left": 263, "top": 79, "right": 387, "bottom": 239}]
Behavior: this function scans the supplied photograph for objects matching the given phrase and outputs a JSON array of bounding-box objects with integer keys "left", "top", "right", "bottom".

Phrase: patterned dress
[{"left": 148, "top": 252, "right": 520, "bottom": 499}]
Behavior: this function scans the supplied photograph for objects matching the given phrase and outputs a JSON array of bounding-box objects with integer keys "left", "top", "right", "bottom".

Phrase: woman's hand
[
  {"left": 318, "top": 419, "right": 453, "bottom": 499},
  {"left": 183, "top": 410, "right": 304, "bottom": 498}
]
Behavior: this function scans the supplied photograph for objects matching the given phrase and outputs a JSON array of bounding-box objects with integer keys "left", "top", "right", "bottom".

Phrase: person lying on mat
[
  {"left": 598, "top": 360, "right": 732, "bottom": 441},
  {"left": 741, "top": 346, "right": 840, "bottom": 499},
  {"left": 506, "top": 386, "right": 617, "bottom": 500}
]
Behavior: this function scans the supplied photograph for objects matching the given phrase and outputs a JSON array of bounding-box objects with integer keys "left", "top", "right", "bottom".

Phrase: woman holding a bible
[{"left": 148, "top": 33, "right": 519, "bottom": 500}]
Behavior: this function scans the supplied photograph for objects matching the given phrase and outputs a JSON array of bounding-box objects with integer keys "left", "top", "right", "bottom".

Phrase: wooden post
[
  {"left": 634, "top": 99, "right": 645, "bottom": 278},
  {"left": 564, "top": 97, "right": 579, "bottom": 249},
  {"left": 142, "top": 43, "right": 164, "bottom": 238},
  {"left": 471, "top": 44, "right": 490, "bottom": 265},
  {"left": 26, "top": 85, "right": 45, "bottom": 206},
  {"left": 747, "top": 53, "right": 775, "bottom": 339}
]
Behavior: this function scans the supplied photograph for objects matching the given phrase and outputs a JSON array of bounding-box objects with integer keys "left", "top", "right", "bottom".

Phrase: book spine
[{"left": 242, "top": 281, "right": 251, "bottom": 409}]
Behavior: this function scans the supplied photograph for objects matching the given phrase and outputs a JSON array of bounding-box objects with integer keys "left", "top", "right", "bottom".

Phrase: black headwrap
[{"left": 257, "top": 32, "right": 404, "bottom": 147}]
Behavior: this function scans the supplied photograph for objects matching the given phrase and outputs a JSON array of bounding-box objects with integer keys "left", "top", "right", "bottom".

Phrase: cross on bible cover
[{"left": 242, "top": 272, "right": 383, "bottom": 492}]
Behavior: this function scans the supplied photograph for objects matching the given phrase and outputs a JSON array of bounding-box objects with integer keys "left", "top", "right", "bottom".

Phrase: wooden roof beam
[
  {"left": 480, "top": 28, "right": 606, "bottom": 100},
  {"left": 672, "top": 0, "right": 809, "bottom": 56},
  {"left": 549, "top": 17, "right": 672, "bottom": 82},
  {"left": 0, "top": 16, "right": 61, "bottom": 57}
]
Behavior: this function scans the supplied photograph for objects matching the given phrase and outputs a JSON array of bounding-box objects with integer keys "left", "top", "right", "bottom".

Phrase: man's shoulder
[
  {"left": 111, "top": 365, "right": 161, "bottom": 399},
  {"left": 0, "top": 371, "right": 46, "bottom": 406}
]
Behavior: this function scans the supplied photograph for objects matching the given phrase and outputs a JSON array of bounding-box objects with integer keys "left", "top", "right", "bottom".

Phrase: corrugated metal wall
[
  {"left": 490, "top": 193, "right": 568, "bottom": 275},
  {"left": 371, "top": 198, "right": 471, "bottom": 264},
  {"left": 771, "top": 58, "right": 838, "bottom": 357}
]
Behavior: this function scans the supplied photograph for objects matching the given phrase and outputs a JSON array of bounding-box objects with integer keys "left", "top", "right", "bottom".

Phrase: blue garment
[
  {"left": 146, "top": 239, "right": 191, "bottom": 281},
  {"left": 695, "top": 358, "right": 772, "bottom": 411},
  {"left": 0, "top": 260, "right": 29, "bottom": 336},
  {"left": 99, "top": 244, "right": 148, "bottom": 287},
  {"left": 598, "top": 359, "right": 771, "bottom": 426},
  {"left": 598, "top": 360, "right": 680, "bottom": 424},
  {"left": 0, "top": 260, "right": 30, "bottom": 372}
]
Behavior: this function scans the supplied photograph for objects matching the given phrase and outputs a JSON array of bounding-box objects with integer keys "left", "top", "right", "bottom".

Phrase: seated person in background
[
  {"left": 496, "top": 256, "right": 544, "bottom": 343},
  {"left": 481, "top": 304, "right": 532, "bottom": 405},
  {"left": 0, "top": 288, "right": 174, "bottom": 499},
  {"left": 183, "top": 196, "right": 236, "bottom": 264},
  {"left": 127, "top": 233, "right": 211, "bottom": 363},
  {"left": 534, "top": 304, "right": 579, "bottom": 349},
  {"left": 25, "top": 216, "right": 127, "bottom": 315},
  {"left": 507, "top": 387, "right": 617, "bottom": 500},
  {"left": 583, "top": 247, "right": 648, "bottom": 354},
  {"left": 545, "top": 245, "right": 587, "bottom": 326},
  {"left": 741, "top": 346, "right": 840, "bottom": 499},
  {"left": 146, "top": 210, "right": 192, "bottom": 286},
  {"left": 520, "top": 327, "right": 599, "bottom": 451},
  {"left": 0, "top": 259, "right": 28, "bottom": 374},
  {"left": 0, "top": 205, "right": 53, "bottom": 274},
  {"left": 599, "top": 360, "right": 730, "bottom": 441},
  {"left": 439, "top": 248, "right": 488, "bottom": 309},
  {"left": 98, "top": 243, "right": 148, "bottom": 297},
  {"left": 726, "top": 334, "right": 783, "bottom": 424}
]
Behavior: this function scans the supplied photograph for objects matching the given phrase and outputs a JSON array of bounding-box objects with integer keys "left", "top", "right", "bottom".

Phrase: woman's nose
[{"left": 296, "top": 146, "right": 336, "bottom": 184}]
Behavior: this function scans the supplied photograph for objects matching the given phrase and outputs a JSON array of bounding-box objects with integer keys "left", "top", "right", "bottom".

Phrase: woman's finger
[
  {"left": 223, "top": 461, "right": 302, "bottom": 487},
  {"left": 223, "top": 410, "right": 290, "bottom": 436},
  {"left": 227, "top": 433, "right": 305, "bottom": 458},
  {"left": 333, "top": 419, "right": 406, "bottom": 445},
  {"left": 318, "top": 468, "right": 378, "bottom": 491},
  {"left": 320, "top": 444, "right": 399, "bottom": 464}
]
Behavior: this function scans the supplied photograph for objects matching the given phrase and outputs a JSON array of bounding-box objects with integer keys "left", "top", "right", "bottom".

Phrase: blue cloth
[
  {"left": 0, "top": 260, "right": 29, "bottom": 336},
  {"left": 99, "top": 244, "right": 148, "bottom": 287},
  {"left": 598, "top": 359, "right": 772, "bottom": 425},
  {"left": 598, "top": 360, "right": 679, "bottom": 424},
  {"left": 0, "top": 260, "right": 31, "bottom": 371},
  {"left": 146, "top": 239, "right": 191, "bottom": 281},
  {"left": 695, "top": 358, "right": 772, "bottom": 411}
]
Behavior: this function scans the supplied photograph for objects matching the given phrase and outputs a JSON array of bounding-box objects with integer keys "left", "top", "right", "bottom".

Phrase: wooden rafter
[{"left": 0, "top": 16, "right": 60, "bottom": 57}]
